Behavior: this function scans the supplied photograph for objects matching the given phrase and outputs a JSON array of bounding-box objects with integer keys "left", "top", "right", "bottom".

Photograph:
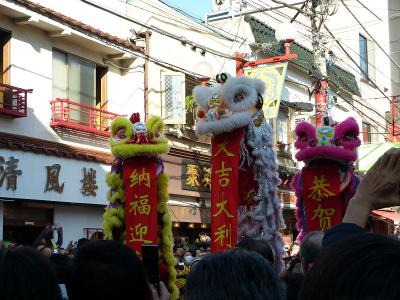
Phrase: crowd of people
[{"left": 1, "top": 148, "right": 400, "bottom": 300}]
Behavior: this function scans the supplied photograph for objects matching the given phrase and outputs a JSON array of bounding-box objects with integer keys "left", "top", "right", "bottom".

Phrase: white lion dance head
[{"left": 194, "top": 73, "right": 265, "bottom": 135}]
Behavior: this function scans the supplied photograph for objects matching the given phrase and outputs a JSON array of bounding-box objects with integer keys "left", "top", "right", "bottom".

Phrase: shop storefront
[
  {"left": 0, "top": 147, "right": 109, "bottom": 246},
  {"left": 163, "top": 150, "right": 211, "bottom": 244}
]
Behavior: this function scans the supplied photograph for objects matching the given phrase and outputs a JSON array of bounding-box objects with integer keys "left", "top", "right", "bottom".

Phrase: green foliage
[{"left": 185, "top": 95, "right": 197, "bottom": 114}]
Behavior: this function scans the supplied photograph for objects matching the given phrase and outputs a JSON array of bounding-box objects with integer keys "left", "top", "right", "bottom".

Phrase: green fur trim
[
  {"left": 106, "top": 190, "right": 112, "bottom": 201},
  {"left": 109, "top": 117, "right": 133, "bottom": 146},
  {"left": 117, "top": 207, "right": 125, "bottom": 219},
  {"left": 103, "top": 207, "right": 123, "bottom": 241},
  {"left": 156, "top": 173, "right": 178, "bottom": 299},
  {"left": 158, "top": 173, "right": 169, "bottom": 207},
  {"left": 110, "top": 190, "right": 125, "bottom": 204},
  {"left": 146, "top": 115, "right": 164, "bottom": 136},
  {"left": 109, "top": 115, "right": 169, "bottom": 158},
  {"left": 105, "top": 172, "right": 123, "bottom": 188},
  {"left": 111, "top": 142, "right": 169, "bottom": 159}
]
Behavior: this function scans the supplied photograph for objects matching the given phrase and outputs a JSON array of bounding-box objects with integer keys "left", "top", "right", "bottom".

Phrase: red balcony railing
[
  {"left": 50, "top": 98, "right": 124, "bottom": 136},
  {"left": 0, "top": 83, "right": 32, "bottom": 118}
]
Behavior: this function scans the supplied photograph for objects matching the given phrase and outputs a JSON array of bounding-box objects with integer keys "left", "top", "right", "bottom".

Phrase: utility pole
[
  {"left": 391, "top": 95, "right": 400, "bottom": 142},
  {"left": 272, "top": 0, "right": 337, "bottom": 127},
  {"left": 311, "top": 0, "right": 329, "bottom": 127}
]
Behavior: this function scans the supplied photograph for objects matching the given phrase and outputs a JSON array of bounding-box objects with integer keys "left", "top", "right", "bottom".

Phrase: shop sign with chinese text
[
  {"left": 0, "top": 149, "right": 108, "bottom": 205},
  {"left": 181, "top": 159, "right": 211, "bottom": 192}
]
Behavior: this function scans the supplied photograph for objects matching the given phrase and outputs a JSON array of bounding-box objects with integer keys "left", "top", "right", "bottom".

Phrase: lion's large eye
[
  {"left": 234, "top": 91, "right": 246, "bottom": 103},
  {"left": 115, "top": 128, "right": 126, "bottom": 141}
]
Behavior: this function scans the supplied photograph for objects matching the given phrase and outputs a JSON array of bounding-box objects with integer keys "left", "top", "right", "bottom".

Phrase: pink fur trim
[
  {"left": 295, "top": 146, "right": 357, "bottom": 162},
  {"left": 291, "top": 173, "right": 306, "bottom": 243},
  {"left": 334, "top": 117, "right": 361, "bottom": 149},
  {"left": 294, "top": 122, "right": 316, "bottom": 149}
]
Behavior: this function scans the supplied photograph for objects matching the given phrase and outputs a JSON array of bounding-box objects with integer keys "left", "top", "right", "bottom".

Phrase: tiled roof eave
[{"left": 8, "top": 0, "right": 144, "bottom": 53}]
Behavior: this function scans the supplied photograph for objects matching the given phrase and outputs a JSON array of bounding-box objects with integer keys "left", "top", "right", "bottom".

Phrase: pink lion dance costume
[{"left": 292, "top": 117, "right": 361, "bottom": 242}]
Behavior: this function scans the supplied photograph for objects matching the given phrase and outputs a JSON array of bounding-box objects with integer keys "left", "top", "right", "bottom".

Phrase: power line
[
  {"left": 330, "top": 5, "right": 400, "bottom": 35},
  {"left": 106, "top": 0, "right": 394, "bottom": 134},
  {"left": 218, "top": 17, "right": 243, "bottom": 74},
  {"left": 355, "top": 0, "right": 382, "bottom": 21},
  {"left": 338, "top": 42, "right": 400, "bottom": 90},
  {"left": 341, "top": 0, "right": 400, "bottom": 73},
  {"left": 83, "top": 0, "right": 235, "bottom": 60},
  {"left": 323, "top": 25, "right": 393, "bottom": 124},
  {"left": 260, "top": 3, "right": 400, "bottom": 92}
]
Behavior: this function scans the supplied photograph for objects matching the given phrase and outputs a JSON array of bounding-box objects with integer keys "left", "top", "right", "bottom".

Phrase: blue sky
[{"left": 163, "top": 0, "right": 213, "bottom": 19}]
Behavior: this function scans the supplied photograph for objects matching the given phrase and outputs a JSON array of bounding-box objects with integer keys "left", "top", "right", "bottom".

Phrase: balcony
[
  {"left": 50, "top": 98, "right": 123, "bottom": 137},
  {"left": 0, "top": 83, "right": 32, "bottom": 118}
]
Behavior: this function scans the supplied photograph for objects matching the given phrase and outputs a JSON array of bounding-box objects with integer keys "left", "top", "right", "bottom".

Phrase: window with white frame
[
  {"left": 52, "top": 49, "right": 107, "bottom": 125},
  {"left": 162, "top": 72, "right": 185, "bottom": 124},
  {"left": 362, "top": 122, "right": 371, "bottom": 143},
  {"left": 359, "top": 34, "right": 376, "bottom": 82}
]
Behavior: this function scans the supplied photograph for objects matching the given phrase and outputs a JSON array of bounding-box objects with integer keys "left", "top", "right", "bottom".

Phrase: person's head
[
  {"left": 77, "top": 238, "right": 89, "bottom": 248},
  {"left": 237, "top": 238, "right": 274, "bottom": 265},
  {"left": 49, "top": 254, "right": 71, "bottom": 284},
  {"left": 66, "top": 240, "right": 152, "bottom": 300},
  {"left": 281, "top": 272, "right": 304, "bottom": 300},
  {"left": 37, "top": 244, "right": 53, "bottom": 257},
  {"left": 299, "top": 231, "right": 324, "bottom": 273},
  {"left": 0, "top": 247, "right": 61, "bottom": 300},
  {"left": 175, "top": 247, "right": 184, "bottom": 257},
  {"left": 299, "top": 234, "right": 400, "bottom": 300},
  {"left": 183, "top": 250, "right": 194, "bottom": 265},
  {"left": 195, "top": 248, "right": 202, "bottom": 257},
  {"left": 186, "top": 249, "right": 286, "bottom": 300},
  {"left": 198, "top": 232, "right": 207, "bottom": 243}
]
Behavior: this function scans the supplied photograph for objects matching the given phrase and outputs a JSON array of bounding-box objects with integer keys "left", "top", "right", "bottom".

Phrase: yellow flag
[{"left": 245, "top": 62, "right": 288, "bottom": 119}]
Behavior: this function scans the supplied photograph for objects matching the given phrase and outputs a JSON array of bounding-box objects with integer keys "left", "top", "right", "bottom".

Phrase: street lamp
[
  {"left": 194, "top": 61, "right": 214, "bottom": 86},
  {"left": 275, "top": 22, "right": 298, "bottom": 56}
]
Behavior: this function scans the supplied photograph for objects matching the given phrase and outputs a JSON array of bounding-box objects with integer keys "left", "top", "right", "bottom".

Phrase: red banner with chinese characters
[
  {"left": 302, "top": 164, "right": 342, "bottom": 233},
  {"left": 211, "top": 128, "right": 244, "bottom": 253},
  {"left": 123, "top": 158, "right": 158, "bottom": 255}
]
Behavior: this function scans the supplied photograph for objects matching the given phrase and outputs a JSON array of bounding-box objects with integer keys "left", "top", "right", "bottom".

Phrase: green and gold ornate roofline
[{"left": 245, "top": 15, "right": 361, "bottom": 97}]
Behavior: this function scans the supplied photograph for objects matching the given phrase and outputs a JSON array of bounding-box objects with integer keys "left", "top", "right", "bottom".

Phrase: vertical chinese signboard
[
  {"left": 181, "top": 160, "right": 211, "bottom": 192},
  {"left": 123, "top": 159, "right": 158, "bottom": 255},
  {"left": 302, "top": 165, "right": 342, "bottom": 232},
  {"left": 211, "top": 128, "right": 244, "bottom": 252}
]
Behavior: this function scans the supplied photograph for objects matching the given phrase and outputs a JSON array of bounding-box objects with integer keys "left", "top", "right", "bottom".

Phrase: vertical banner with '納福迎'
[{"left": 123, "top": 159, "right": 158, "bottom": 256}]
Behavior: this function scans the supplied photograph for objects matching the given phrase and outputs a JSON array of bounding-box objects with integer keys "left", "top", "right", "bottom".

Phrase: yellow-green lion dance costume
[{"left": 103, "top": 112, "right": 178, "bottom": 299}]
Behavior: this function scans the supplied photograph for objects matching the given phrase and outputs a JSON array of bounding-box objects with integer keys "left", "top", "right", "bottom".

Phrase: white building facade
[
  {"left": 0, "top": 0, "right": 145, "bottom": 245},
  {"left": 0, "top": 0, "right": 238, "bottom": 245}
]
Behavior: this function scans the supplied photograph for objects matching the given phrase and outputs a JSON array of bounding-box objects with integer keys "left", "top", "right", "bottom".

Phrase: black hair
[
  {"left": 299, "top": 231, "right": 324, "bottom": 265},
  {"left": 299, "top": 234, "right": 400, "bottom": 300},
  {"left": 0, "top": 247, "right": 61, "bottom": 300},
  {"left": 76, "top": 238, "right": 89, "bottom": 248},
  {"left": 66, "top": 240, "right": 152, "bottom": 300},
  {"left": 281, "top": 272, "right": 304, "bottom": 300},
  {"left": 186, "top": 249, "right": 286, "bottom": 300},
  {"left": 237, "top": 238, "right": 274, "bottom": 264},
  {"left": 49, "top": 254, "right": 71, "bottom": 284}
]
